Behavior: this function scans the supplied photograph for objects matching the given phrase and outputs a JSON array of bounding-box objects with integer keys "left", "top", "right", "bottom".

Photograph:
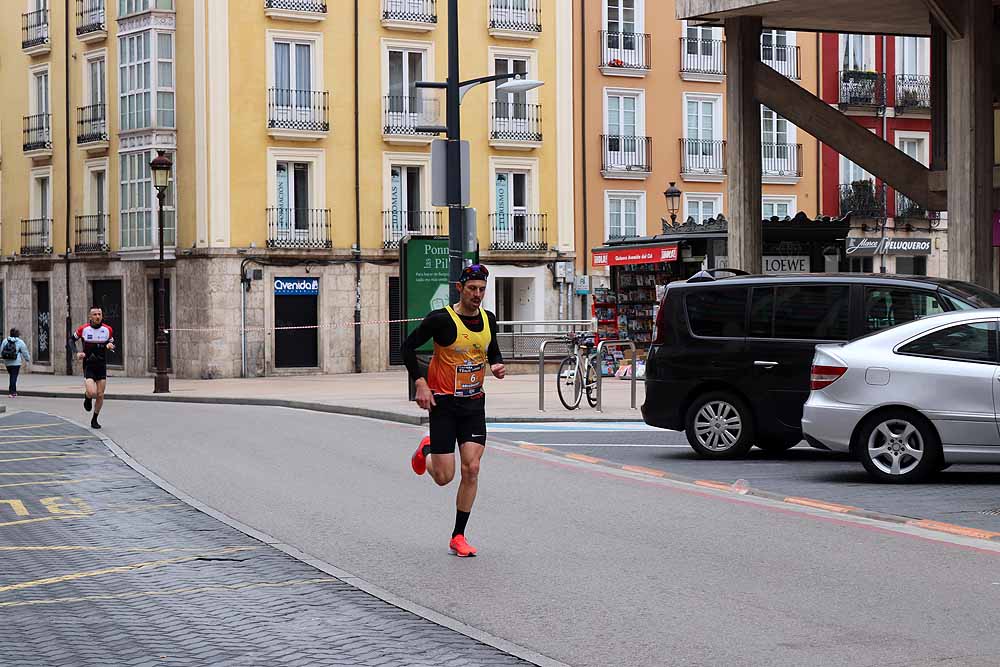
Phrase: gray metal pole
[{"left": 446, "top": 0, "right": 464, "bottom": 288}]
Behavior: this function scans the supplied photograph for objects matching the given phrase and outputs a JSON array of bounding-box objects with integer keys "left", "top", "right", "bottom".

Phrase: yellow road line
[
  {"left": 784, "top": 497, "right": 857, "bottom": 514},
  {"left": 0, "top": 434, "right": 82, "bottom": 440},
  {"left": 622, "top": 465, "right": 667, "bottom": 478},
  {"left": 0, "top": 436, "right": 91, "bottom": 447},
  {"left": 0, "top": 545, "right": 252, "bottom": 553},
  {"left": 0, "top": 454, "right": 100, "bottom": 464},
  {"left": 908, "top": 519, "right": 1000, "bottom": 541},
  {"left": 0, "top": 547, "right": 259, "bottom": 594},
  {"left": 694, "top": 480, "right": 733, "bottom": 491},
  {"left": 0, "top": 451, "right": 91, "bottom": 455},
  {"left": 0, "top": 501, "right": 180, "bottom": 528},
  {"left": 0, "top": 578, "right": 335, "bottom": 608},
  {"left": 565, "top": 453, "right": 603, "bottom": 464},
  {"left": 0, "top": 423, "right": 64, "bottom": 432},
  {"left": 0, "top": 473, "right": 74, "bottom": 477},
  {"left": 0, "top": 478, "right": 109, "bottom": 489}
]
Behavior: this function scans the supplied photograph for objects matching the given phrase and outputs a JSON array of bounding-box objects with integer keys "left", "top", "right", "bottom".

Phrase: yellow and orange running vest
[{"left": 426, "top": 306, "right": 493, "bottom": 398}]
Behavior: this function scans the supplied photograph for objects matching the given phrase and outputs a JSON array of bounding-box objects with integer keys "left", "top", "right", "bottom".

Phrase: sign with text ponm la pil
[
  {"left": 592, "top": 244, "right": 679, "bottom": 267},
  {"left": 274, "top": 277, "right": 320, "bottom": 296}
]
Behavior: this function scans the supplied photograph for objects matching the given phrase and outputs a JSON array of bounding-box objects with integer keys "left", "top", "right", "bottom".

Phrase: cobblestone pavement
[{"left": 0, "top": 411, "right": 536, "bottom": 667}]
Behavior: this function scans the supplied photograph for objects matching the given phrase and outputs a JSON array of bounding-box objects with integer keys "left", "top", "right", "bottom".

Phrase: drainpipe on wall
[
  {"left": 579, "top": 0, "right": 589, "bottom": 321},
  {"left": 353, "top": 0, "right": 362, "bottom": 373},
  {"left": 816, "top": 32, "right": 821, "bottom": 219},
  {"left": 64, "top": 0, "right": 74, "bottom": 376}
]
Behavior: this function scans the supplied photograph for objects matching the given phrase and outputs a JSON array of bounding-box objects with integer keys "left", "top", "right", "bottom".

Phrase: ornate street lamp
[
  {"left": 663, "top": 181, "right": 682, "bottom": 232},
  {"left": 149, "top": 150, "right": 172, "bottom": 394}
]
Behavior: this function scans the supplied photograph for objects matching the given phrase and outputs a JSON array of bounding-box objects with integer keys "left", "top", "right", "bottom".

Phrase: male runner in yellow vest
[{"left": 401, "top": 264, "right": 506, "bottom": 557}]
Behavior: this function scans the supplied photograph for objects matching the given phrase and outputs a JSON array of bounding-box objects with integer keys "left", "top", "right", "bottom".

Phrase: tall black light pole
[{"left": 150, "top": 150, "right": 172, "bottom": 394}]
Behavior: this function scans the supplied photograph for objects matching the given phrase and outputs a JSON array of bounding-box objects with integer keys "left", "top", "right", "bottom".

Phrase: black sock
[
  {"left": 453, "top": 510, "right": 470, "bottom": 538},
  {"left": 421, "top": 444, "right": 431, "bottom": 457}
]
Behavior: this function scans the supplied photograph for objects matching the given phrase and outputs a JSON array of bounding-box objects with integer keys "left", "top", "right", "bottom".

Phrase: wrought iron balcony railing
[
  {"left": 489, "top": 0, "right": 541, "bottom": 33},
  {"left": 75, "top": 214, "right": 111, "bottom": 253},
  {"left": 838, "top": 70, "right": 887, "bottom": 109},
  {"left": 839, "top": 181, "right": 887, "bottom": 218},
  {"left": 23, "top": 114, "right": 52, "bottom": 152},
  {"left": 383, "top": 95, "right": 439, "bottom": 135},
  {"left": 762, "top": 142, "right": 803, "bottom": 178},
  {"left": 761, "top": 44, "right": 800, "bottom": 79},
  {"left": 264, "top": 0, "right": 327, "bottom": 14},
  {"left": 21, "top": 218, "right": 53, "bottom": 256},
  {"left": 383, "top": 210, "right": 442, "bottom": 249},
  {"left": 895, "top": 74, "right": 931, "bottom": 112},
  {"left": 77, "top": 104, "right": 108, "bottom": 144},
  {"left": 490, "top": 102, "right": 542, "bottom": 143},
  {"left": 267, "top": 88, "right": 329, "bottom": 133},
  {"left": 489, "top": 213, "right": 547, "bottom": 252},
  {"left": 680, "top": 38, "right": 724, "bottom": 76},
  {"left": 602, "top": 135, "right": 652, "bottom": 173},
  {"left": 22, "top": 9, "right": 49, "bottom": 50},
  {"left": 680, "top": 138, "right": 726, "bottom": 175},
  {"left": 382, "top": 0, "right": 436, "bottom": 24},
  {"left": 601, "top": 31, "right": 651, "bottom": 72},
  {"left": 266, "top": 208, "right": 332, "bottom": 249},
  {"left": 76, "top": 0, "right": 105, "bottom": 35},
  {"left": 894, "top": 191, "right": 927, "bottom": 219}
]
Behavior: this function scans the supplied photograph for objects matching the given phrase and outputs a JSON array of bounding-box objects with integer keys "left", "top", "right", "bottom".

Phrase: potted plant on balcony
[
  {"left": 846, "top": 179, "right": 880, "bottom": 217},
  {"left": 842, "top": 69, "right": 878, "bottom": 105},
  {"left": 607, "top": 57, "right": 625, "bottom": 68}
]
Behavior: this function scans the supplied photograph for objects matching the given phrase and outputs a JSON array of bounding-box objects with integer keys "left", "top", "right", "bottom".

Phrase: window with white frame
[
  {"left": 119, "top": 30, "right": 176, "bottom": 131},
  {"left": 605, "top": 0, "right": 637, "bottom": 35},
  {"left": 762, "top": 196, "right": 795, "bottom": 219},
  {"left": 605, "top": 90, "right": 644, "bottom": 168},
  {"left": 683, "top": 21, "right": 719, "bottom": 65},
  {"left": 32, "top": 171, "right": 52, "bottom": 221},
  {"left": 606, "top": 192, "right": 644, "bottom": 239},
  {"left": 32, "top": 66, "right": 50, "bottom": 116},
  {"left": 156, "top": 32, "right": 174, "bottom": 127},
  {"left": 761, "top": 106, "right": 796, "bottom": 173},
  {"left": 494, "top": 54, "right": 529, "bottom": 126},
  {"left": 685, "top": 194, "right": 721, "bottom": 224},
  {"left": 386, "top": 46, "right": 426, "bottom": 119},
  {"left": 898, "top": 136, "right": 926, "bottom": 165},
  {"left": 897, "top": 37, "right": 928, "bottom": 76},
  {"left": 120, "top": 150, "right": 174, "bottom": 249},
  {"left": 274, "top": 38, "right": 314, "bottom": 106},
  {"left": 684, "top": 94, "right": 721, "bottom": 171},
  {"left": 494, "top": 170, "right": 532, "bottom": 245},
  {"left": 841, "top": 156, "right": 871, "bottom": 185},
  {"left": 86, "top": 54, "right": 106, "bottom": 107},
  {"left": 761, "top": 29, "right": 788, "bottom": 62},
  {"left": 119, "top": 0, "right": 172, "bottom": 17},
  {"left": 841, "top": 34, "right": 873, "bottom": 71}
]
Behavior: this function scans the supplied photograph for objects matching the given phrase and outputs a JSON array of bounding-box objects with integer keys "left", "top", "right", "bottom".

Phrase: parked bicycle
[{"left": 556, "top": 331, "right": 601, "bottom": 410}]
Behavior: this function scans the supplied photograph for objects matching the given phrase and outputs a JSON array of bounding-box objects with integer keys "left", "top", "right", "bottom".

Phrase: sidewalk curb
[
  {"left": 78, "top": 418, "right": 569, "bottom": 667},
  {"left": 16, "top": 389, "right": 645, "bottom": 424}
]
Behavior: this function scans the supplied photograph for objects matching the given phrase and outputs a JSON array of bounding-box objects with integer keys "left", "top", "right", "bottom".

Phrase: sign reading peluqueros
[{"left": 846, "top": 237, "right": 932, "bottom": 256}]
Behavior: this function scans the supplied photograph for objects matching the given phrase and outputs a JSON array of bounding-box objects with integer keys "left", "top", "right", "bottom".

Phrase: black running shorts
[
  {"left": 84, "top": 362, "right": 107, "bottom": 382},
  {"left": 428, "top": 395, "right": 487, "bottom": 455}
]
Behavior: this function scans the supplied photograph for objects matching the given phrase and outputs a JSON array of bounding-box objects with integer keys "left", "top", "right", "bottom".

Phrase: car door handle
[{"left": 754, "top": 361, "right": 779, "bottom": 368}]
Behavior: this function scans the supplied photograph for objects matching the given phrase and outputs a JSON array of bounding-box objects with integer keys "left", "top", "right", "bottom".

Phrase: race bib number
[{"left": 454, "top": 360, "right": 485, "bottom": 397}]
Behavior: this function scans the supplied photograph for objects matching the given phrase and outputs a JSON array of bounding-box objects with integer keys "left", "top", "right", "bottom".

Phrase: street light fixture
[
  {"left": 663, "top": 181, "right": 682, "bottom": 231},
  {"left": 149, "top": 150, "right": 172, "bottom": 394}
]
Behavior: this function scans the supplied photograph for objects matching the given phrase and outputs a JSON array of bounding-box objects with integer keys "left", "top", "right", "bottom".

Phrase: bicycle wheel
[
  {"left": 556, "top": 356, "right": 583, "bottom": 410},
  {"left": 584, "top": 359, "right": 600, "bottom": 408}
]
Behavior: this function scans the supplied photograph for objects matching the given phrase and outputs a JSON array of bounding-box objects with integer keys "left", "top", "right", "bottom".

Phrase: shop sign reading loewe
[
  {"left": 593, "top": 244, "right": 679, "bottom": 267},
  {"left": 846, "top": 237, "right": 932, "bottom": 256},
  {"left": 274, "top": 277, "right": 320, "bottom": 296}
]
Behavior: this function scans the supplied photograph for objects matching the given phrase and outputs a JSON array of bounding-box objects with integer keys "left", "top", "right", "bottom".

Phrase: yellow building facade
[{"left": 0, "top": 0, "right": 575, "bottom": 378}]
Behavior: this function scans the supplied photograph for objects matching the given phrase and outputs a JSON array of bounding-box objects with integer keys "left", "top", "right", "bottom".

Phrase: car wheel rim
[
  {"left": 694, "top": 401, "right": 742, "bottom": 451},
  {"left": 867, "top": 419, "right": 924, "bottom": 476}
]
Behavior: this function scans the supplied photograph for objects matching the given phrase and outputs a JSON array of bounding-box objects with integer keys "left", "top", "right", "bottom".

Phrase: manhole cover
[{"left": 979, "top": 508, "right": 1000, "bottom": 516}]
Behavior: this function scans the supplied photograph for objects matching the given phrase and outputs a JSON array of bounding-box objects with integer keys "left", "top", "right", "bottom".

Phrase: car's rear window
[
  {"left": 685, "top": 287, "right": 747, "bottom": 338},
  {"left": 942, "top": 282, "right": 1000, "bottom": 309}
]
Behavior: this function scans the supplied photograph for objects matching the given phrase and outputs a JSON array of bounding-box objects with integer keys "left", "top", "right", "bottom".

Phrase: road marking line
[
  {"left": 514, "top": 442, "right": 689, "bottom": 448},
  {"left": 0, "top": 501, "right": 180, "bottom": 528},
  {"left": 0, "top": 578, "right": 336, "bottom": 609},
  {"left": 0, "top": 451, "right": 91, "bottom": 455},
  {"left": 0, "top": 545, "right": 252, "bottom": 553},
  {"left": 517, "top": 443, "right": 555, "bottom": 453},
  {"left": 0, "top": 436, "right": 89, "bottom": 446},
  {"left": 565, "top": 453, "right": 603, "bottom": 464},
  {"left": 0, "top": 454, "right": 99, "bottom": 464},
  {"left": 622, "top": 465, "right": 666, "bottom": 477},
  {"left": 784, "top": 497, "right": 856, "bottom": 514},
  {"left": 0, "top": 423, "right": 64, "bottom": 432},
  {"left": 0, "top": 478, "right": 109, "bottom": 490},
  {"left": 694, "top": 480, "right": 733, "bottom": 491},
  {"left": 0, "top": 434, "right": 81, "bottom": 440},
  {"left": 907, "top": 519, "right": 1000, "bottom": 541},
  {"left": 0, "top": 547, "right": 259, "bottom": 594},
  {"left": 0, "top": 473, "right": 74, "bottom": 477}
]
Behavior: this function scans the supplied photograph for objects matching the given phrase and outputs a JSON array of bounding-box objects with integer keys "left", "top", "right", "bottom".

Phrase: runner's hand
[
  {"left": 76, "top": 352, "right": 86, "bottom": 361},
  {"left": 107, "top": 342, "right": 115, "bottom": 352},
  {"left": 491, "top": 363, "right": 506, "bottom": 380},
  {"left": 415, "top": 379, "right": 436, "bottom": 411}
]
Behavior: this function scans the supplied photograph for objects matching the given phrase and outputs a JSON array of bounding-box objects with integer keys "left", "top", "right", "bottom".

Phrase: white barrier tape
[{"left": 163, "top": 317, "right": 425, "bottom": 334}]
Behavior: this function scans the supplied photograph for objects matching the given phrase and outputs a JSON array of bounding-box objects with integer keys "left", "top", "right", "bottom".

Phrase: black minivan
[{"left": 641, "top": 273, "right": 1000, "bottom": 458}]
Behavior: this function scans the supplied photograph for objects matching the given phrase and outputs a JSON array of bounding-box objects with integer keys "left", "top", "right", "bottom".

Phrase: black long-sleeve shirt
[{"left": 402, "top": 308, "right": 503, "bottom": 383}]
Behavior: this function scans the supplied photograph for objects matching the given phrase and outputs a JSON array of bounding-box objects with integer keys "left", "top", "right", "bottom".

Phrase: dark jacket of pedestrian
[{"left": 3, "top": 329, "right": 31, "bottom": 396}]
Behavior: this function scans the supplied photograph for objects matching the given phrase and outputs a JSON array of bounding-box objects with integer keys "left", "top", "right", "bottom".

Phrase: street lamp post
[
  {"left": 663, "top": 181, "right": 682, "bottom": 231},
  {"left": 150, "top": 150, "right": 172, "bottom": 394}
]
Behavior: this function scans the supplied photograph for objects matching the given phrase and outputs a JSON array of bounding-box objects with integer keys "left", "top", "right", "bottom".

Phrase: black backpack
[{"left": 1, "top": 338, "right": 17, "bottom": 361}]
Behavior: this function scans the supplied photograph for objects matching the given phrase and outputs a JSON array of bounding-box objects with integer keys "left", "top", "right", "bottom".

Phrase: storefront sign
[
  {"left": 575, "top": 275, "right": 590, "bottom": 295},
  {"left": 592, "top": 244, "right": 678, "bottom": 267},
  {"left": 274, "top": 277, "right": 320, "bottom": 296},
  {"left": 400, "top": 237, "right": 476, "bottom": 352},
  {"left": 846, "top": 237, "right": 932, "bottom": 256},
  {"left": 763, "top": 255, "right": 809, "bottom": 273}
]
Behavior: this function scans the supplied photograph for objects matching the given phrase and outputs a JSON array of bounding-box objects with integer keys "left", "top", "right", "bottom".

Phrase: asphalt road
[{"left": 8, "top": 397, "right": 1000, "bottom": 667}]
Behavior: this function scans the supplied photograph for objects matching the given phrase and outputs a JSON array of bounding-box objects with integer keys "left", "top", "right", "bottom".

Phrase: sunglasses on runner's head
[{"left": 460, "top": 264, "right": 489, "bottom": 283}]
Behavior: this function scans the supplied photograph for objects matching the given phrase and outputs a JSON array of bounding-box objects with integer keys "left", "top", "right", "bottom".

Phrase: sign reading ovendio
[{"left": 274, "top": 277, "right": 320, "bottom": 296}]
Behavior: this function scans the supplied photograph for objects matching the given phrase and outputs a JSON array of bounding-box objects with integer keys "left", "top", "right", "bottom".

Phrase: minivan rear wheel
[
  {"left": 857, "top": 409, "right": 941, "bottom": 483},
  {"left": 684, "top": 392, "right": 755, "bottom": 459}
]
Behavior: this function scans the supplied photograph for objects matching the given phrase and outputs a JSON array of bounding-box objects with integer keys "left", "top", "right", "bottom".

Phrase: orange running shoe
[
  {"left": 411, "top": 436, "right": 430, "bottom": 476},
  {"left": 449, "top": 534, "right": 477, "bottom": 557}
]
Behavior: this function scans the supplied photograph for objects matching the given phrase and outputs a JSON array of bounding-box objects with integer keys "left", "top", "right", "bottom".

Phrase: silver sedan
[{"left": 802, "top": 309, "right": 1000, "bottom": 482}]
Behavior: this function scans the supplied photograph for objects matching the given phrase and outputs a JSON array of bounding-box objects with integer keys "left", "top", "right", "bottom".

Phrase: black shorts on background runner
[
  {"left": 429, "top": 395, "right": 487, "bottom": 454},
  {"left": 84, "top": 362, "right": 107, "bottom": 382}
]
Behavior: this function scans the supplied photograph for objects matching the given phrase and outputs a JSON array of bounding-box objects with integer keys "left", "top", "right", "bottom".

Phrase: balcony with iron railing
[
  {"left": 601, "top": 135, "right": 652, "bottom": 178},
  {"left": 894, "top": 74, "right": 931, "bottom": 113},
  {"left": 490, "top": 101, "right": 542, "bottom": 148},
  {"left": 382, "top": 210, "right": 442, "bottom": 249},
  {"left": 894, "top": 190, "right": 927, "bottom": 219},
  {"left": 75, "top": 214, "right": 111, "bottom": 253},
  {"left": 838, "top": 70, "right": 887, "bottom": 109},
  {"left": 679, "top": 38, "right": 724, "bottom": 81},
  {"left": 22, "top": 9, "right": 50, "bottom": 54},
  {"left": 267, "top": 88, "right": 329, "bottom": 140},
  {"left": 266, "top": 208, "right": 332, "bottom": 249},
  {"left": 762, "top": 142, "right": 802, "bottom": 182},
  {"left": 23, "top": 114, "right": 52, "bottom": 157},
  {"left": 488, "top": 0, "right": 541, "bottom": 38},
  {"left": 680, "top": 138, "right": 726, "bottom": 182},
  {"left": 839, "top": 181, "right": 887, "bottom": 218},
  {"left": 383, "top": 95, "right": 439, "bottom": 144},
  {"left": 489, "top": 213, "right": 547, "bottom": 252},
  {"left": 264, "top": 0, "right": 327, "bottom": 21},
  {"left": 21, "top": 218, "right": 53, "bottom": 256},
  {"left": 382, "top": 0, "right": 436, "bottom": 30},
  {"left": 76, "top": 0, "right": 106, "bottom": 41},
  {"left": 77, "top": 104, "right": 108, "bottom": 148},
  {"left": 761, "top": 44, "right": 799, "bottom": 79},
  {"left": 600, "top": 31, "right": 651, "bottom": 76}
]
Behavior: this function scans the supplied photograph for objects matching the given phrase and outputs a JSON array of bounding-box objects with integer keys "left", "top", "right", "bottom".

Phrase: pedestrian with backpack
[{"left": 2, "top": 328, "right": 31, "bottom": 397}]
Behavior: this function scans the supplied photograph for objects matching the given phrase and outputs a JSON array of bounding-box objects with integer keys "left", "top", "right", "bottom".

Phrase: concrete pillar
[
  {"left": 930, "top": 19, "right": 948, "bottom": 171},
  {"left": 947, "top": 0, "right": 993, "bottom": 287},
  {"left": 725, "top": 16, "right": 763, "bottom": 273}
]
